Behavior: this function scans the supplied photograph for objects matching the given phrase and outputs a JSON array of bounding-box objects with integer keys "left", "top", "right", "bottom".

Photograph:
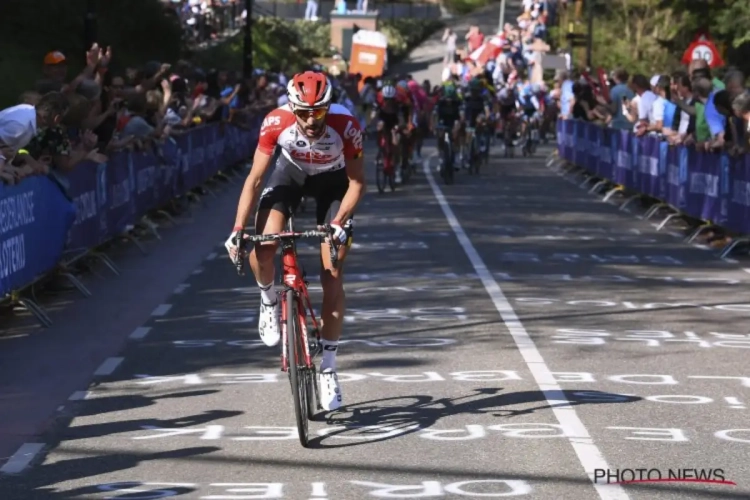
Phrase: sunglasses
[{"left": 294, "top": 107, "right": 328, "bottom": 120}]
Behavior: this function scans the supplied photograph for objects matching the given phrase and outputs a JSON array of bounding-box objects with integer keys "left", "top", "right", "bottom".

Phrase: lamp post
[{"left": 243, "top": 0, "right": 254, "bottom": 78}]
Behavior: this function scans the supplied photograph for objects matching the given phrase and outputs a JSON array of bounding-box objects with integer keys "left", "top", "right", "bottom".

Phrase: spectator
[
  {"left": 668, "top": 71, "right": 694, "bottom": 145},
  {"left": 689, "top": 76, "right": 713, "bottom": 147},
  {"left": 732, "top": 92, "right": 750, "bottom": 150},
  {"left": 605, "top": 68, "right": 634, "bottom": 130},
  {"left": 442, "top": 28, "right": 457, "bottom": 67},
  {"left": 557, "top": 70, "right": 575, "bottom": 120},
  {"left": 630, "top": 74, "right": 657, "bottom": 137},
  {"left": 651, "top": 75, "right": 677, "bottom": 136}
]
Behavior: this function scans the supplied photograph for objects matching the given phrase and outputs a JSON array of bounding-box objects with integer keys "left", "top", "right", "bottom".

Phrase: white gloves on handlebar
[
  {"left": 329, "top": 221, "right": 348, "bottom": 245},
  {"left": 224, "top": 230, "right": 243, "bottom": 265}
]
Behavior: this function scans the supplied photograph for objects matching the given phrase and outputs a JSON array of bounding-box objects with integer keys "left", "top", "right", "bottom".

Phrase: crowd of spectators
[
  {"left": 440, "top": 0, "right": 549, "bottom": 84},
  {"left": 165, "top": 0, "right": 243, "bottom": 46},
  {"left": 554, "top": 59, "right": 750, "bottom": 155},
  {"left": 0, "top": 43, "right": 292, "bottom": 189}
]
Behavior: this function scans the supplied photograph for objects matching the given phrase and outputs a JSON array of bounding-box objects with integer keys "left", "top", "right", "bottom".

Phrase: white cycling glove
[
  {"left": 330, "top": 220, "right": 352, "bottom": 245},
  {"left": 224, "top": 229, "right": 243, "bottom": 265}
]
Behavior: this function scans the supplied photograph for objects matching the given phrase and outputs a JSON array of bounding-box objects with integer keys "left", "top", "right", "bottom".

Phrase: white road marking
[
  {"left": 423, "top": 156, "right": 629, "bottom": 500},
  {"left": 68, "top": 391, "right": 90, "bottom": 401},
  {"left": 94, "top": 357, "right": 124, "bottom": 376},
  {"left": 129, "top": 327, "right": 152, "bottom": 340},
  {"left": 206, "top": 252, "right": 218, "bottom": 261},
  {"left": 191, "top": 267, "right": 204, "bottom": 275},
  {"left": 174, "top": 284, "right": 190, "bottom": 294},
  {"left": 0, "top": 443, "right": 45, "bottom": 474},
  {"left": 151, "top": 304, "right": 173, "bottom": 317}
]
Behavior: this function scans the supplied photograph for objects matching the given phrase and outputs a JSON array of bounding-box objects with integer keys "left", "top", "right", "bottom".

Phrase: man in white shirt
[{"left": 631, "top": 74, "right": 657, "bottom": 136}]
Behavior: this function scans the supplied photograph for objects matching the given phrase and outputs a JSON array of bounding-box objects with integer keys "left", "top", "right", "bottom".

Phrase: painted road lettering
[
  {"left": 207, "top": 307, "right": 468, "bottom": 324},
  {"left": 133, "top": 371, "right": 750, "bottom": 387},
  {"left": 96, "top": 480, "right": 533, "bottom": 498},
  {"left": 514, "top": 297, "right": 750, "bottom": 312},
  {"left": 499, "top": 252, "right": 683, "bottom": 265},
  {"left": 552, "top": 328, "right": 750, "bottom": 348},
  {"left": 129, "top": 423, "right": 750, "bottom": 444},
  {"left": 169, "top": 338, "right": 458, "bottom": 349}
]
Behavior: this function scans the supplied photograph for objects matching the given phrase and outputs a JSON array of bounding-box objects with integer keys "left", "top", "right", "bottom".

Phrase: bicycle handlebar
[{"left": 233, "top": 224, "right": 341, "bottom": 276}]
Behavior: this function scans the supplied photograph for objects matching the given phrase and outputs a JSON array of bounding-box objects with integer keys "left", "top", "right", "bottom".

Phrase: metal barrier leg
[
  {"left": 123, "top": 233, "right": 148, "bottom": 255},
  {"left": 58, "top": 272, "right": 92, "bottom": 298},
  {"left": 156, "top": 210, "right": 177, "bottom": 225},
  {"left": 644, "top": 203, "right": 668, "bottom": 220},
  {"left": 140, "top": 217, "right": 161, "bottom": 240},
  {"left": 216, "top": 172, "right": 235, "bottom": 184},
  {"left": 619, "top": 194, "right": 642, "bottom": 212},
  {"left": 17, "top": 297, "right": 53, "bottom": 328},
  {"left": 186, "top": 192, "right": 201, "bottom": 204},
  {"left": 718, "top": 238, "right": 749, "bottom": 259},
  {"left": 602, "top": 186, "right": 623, "bottom": 203},
  {"left": 579, "top": 176, "right": 596, "bottom": 188},
  {"left": 656, "top": 212, "right": 681, "bottom": 231},
  {"left": 90, "top": 251, "right": 121, "bottom": 276},
  {"left": 684, "top": 224, "right": 715, "bottom": 244},
  {"left": 202, "top": 185, "right": 218, "bottom": 198},
  {"left": 589, "top": 180, "right": 609, "bottom": 194}
]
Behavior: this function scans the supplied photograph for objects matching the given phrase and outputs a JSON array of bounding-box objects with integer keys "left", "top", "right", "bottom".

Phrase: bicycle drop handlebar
[{"left": 233, "top": 224, "right": 340, "bottom": 276}]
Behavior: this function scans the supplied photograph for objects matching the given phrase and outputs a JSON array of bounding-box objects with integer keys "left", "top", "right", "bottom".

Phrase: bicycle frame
[{"left": 278, "top": 225, "right": 321, "bottom": 373}]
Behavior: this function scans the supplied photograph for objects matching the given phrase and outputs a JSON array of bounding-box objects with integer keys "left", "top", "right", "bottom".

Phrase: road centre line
[
  {"left": 0, "top": 443, "right": 45, "bottom": 474},
  {"left": 422, "top": 157, "right": 629, "bottom": 500},
  {"left": 129, "top": 327, "right": 152, "bottom": 340},
  {"left": 94, "top": 357, "right": 124, "bottom": 376},
  {"left": 151, "top": 304, "right": 173, "bottom": 317}
]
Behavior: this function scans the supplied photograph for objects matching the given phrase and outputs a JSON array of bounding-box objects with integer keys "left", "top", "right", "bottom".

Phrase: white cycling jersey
[{"left": 256, "top": 103, "right": 364, "bottom": 175}]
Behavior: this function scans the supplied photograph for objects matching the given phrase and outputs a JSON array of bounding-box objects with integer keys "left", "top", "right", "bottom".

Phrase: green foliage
[
  {"left": 380, "top": 19, "right": 446, "bottom": 62},
  {"left": 580, "top": 0, "right": 750, "bottom": 76},
  {"left": 1, "top": 0, "right": 182, "bottom": 106},
  {"left": 441, "top": 0, "right": 490, "bottom": 16}
]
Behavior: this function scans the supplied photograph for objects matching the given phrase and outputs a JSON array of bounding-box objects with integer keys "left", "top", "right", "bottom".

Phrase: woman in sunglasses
[{"left": 225, "top": 71, "right": 366, "bottom": 412}]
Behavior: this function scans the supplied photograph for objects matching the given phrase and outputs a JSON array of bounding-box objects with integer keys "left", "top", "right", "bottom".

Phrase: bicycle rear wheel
[{"left": 285, "top": 289, "right": 310, "bottom": 447}]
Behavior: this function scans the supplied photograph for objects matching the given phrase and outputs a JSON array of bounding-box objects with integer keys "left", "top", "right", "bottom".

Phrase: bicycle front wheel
[{"left": 285, "top": 289, "right": 310, "bottom": 447}]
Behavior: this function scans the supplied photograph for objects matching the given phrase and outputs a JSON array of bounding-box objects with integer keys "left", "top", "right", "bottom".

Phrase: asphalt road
[{"left": 3, "top": 6, "right": 750, "bottom": 500}]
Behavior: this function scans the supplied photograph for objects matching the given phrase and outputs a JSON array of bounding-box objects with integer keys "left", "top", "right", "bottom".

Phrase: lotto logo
[
  {"left": 261, "top": 115, "right": 281, "bottom": 129},
  {"left": 343, "top": 119, "right": 363, "bottom": 151}
]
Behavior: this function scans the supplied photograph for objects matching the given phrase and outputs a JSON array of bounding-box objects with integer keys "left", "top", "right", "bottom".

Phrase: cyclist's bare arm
[
  {"left": 334, "top": 155, "right": 365, "bottom": 223},
  {"left": 234, "top": 148, "right": 274, "bottom": 229}
]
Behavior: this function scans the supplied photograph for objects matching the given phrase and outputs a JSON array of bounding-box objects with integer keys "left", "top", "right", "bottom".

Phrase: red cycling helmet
[{"left": 287, "top": 71, "right": 333, "bottom": 109}]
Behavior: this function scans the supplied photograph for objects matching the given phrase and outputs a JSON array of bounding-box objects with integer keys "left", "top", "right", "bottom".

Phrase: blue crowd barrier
[
  {"left": 0, "top": 118, "right": 262, "bottom": 300},
  {"left": 556, "top": 119, "right": 750, "bottom": 236}
]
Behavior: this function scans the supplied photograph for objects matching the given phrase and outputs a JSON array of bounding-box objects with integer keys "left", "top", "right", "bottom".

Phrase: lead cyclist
[{"left": 224, "top": 71, "right": 366, "bottom": 412}]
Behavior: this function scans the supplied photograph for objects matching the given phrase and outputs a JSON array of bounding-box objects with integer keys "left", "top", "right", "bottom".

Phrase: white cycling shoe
[
  {"left": 319, "top": 370, "right": 342, "bottom": 411},
  {"left": 258, "top": 301, "right": 280, "bottom": 347}
]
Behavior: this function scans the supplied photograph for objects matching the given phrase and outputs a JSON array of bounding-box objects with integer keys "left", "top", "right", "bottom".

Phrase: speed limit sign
[{"left": 691, "top": 44, "right": 713, "bottom": 64}]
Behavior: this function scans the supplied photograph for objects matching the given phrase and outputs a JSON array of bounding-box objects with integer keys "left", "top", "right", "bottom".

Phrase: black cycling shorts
[{"left": 258, "top": 155, "right": 350, "bottom": 225}]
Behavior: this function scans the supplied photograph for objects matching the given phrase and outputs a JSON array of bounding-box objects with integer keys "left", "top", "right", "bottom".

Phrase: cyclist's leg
[
  {"left": 253, "top": 157, "right": 305, "bottom": 346},
  {"left": 308, "top": 168, "right": 353, "bottom": 410}
]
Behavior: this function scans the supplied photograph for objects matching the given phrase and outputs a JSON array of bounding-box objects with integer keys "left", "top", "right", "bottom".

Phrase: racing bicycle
[
  {"left": 437, "top": 126, "right": 455, "bottom": 185},
  {"left": 375, "top": 128, "right": 397, "bottom": 193},
  {"left": 234, "top": 217, "right": 343, "bottom": 447}
]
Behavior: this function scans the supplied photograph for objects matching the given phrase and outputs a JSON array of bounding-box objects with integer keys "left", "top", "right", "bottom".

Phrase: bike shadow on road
[{"left": 307, "top": 388, "right": 642, "bottom": 449}]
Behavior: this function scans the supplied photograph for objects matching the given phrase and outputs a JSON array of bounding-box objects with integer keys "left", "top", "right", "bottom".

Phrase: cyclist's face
[{"left": 294, "top": 106, "right": 328, "bottom": 138}]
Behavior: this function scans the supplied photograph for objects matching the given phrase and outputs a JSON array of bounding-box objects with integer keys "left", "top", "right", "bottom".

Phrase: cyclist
[
  {"left": 224, "top": 71, "right": 365, "bottom": 412},
  {"left": 432, "top": 82, "right": 463, "bottom": 172},
  {"left": 372, "top": 81, "right": 405, "bottom": 177},
  {"left": 462, "top": 76, "right": 492, "bottom": 168},
  {"left": 517, "top": 78, "right": 541, "bottom": 148},
  {"left": 394, "top": 80, "right": 417, "bottom": 182}
]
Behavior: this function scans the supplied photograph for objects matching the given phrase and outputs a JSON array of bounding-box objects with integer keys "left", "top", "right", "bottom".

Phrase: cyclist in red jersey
[
  {"left": 372, "top": 81, "right": 411, "bottom": 182},
  {"left": 224, "top": 71, "right": 366, "bottom": 411}
]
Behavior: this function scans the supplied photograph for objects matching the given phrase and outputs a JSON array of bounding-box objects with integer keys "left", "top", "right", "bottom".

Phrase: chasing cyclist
[
  {"left": 224, "top": 71, "right": 366, "bottom": 411},
  {"left": 372, "top": 81, "right": 409, "bottom": 182},
  {"left": 461, "top": 77, "right": 493, "bottom": 168},
  {"left": 432, "top": 82, "right": 463, "bottom": 175}
]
